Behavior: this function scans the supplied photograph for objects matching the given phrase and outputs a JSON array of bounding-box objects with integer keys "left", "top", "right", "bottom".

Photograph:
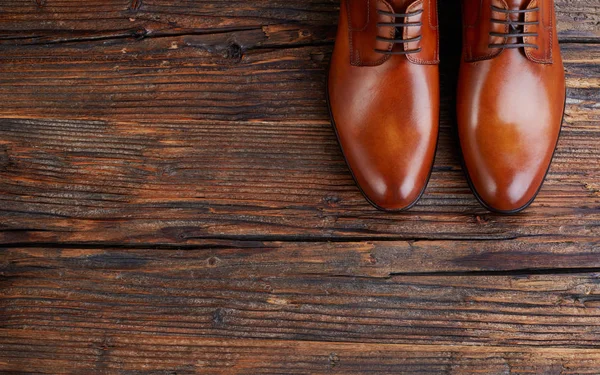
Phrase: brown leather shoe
[
  {"left": 328, "top": 0, "right": 440, "bottom": 211},
  {"left": 458, "top": 0, "right": 566, "bottom": 213}
]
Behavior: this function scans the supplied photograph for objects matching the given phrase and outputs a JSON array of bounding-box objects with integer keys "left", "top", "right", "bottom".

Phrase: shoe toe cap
[
  {"left": 466, "top": 166, "right": 546, "bottom": 213},
  {"left": 461, "top": 124, "right": 558, "bottom": 213},
  {"left": 356, "top": 168, "right": 430, "bottom": 211}
]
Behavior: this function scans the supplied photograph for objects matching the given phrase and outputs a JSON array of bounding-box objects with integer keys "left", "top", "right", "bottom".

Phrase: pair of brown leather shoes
[{"left": 328, "top": 0, "right": 566, "bottom": 213}]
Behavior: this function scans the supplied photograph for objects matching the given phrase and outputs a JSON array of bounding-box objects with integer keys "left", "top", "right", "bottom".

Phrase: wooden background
[{"left": 0, "top": 0, "right": 599, "bottom": 373}]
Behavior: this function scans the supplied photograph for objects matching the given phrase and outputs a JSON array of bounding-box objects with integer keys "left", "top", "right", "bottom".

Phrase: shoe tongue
[
  {"left": 504, "top": 0, "right": 532, "bottom": 9},
  {"left": 386, "top": 0, "right": 417, "bottom": 12}
]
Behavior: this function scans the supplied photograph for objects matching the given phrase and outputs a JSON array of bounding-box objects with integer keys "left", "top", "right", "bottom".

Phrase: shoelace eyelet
[
  {"left": 488, "top": 5, "right": 540, "bottom": 50},
  {"left": 374, "top": 9, "right": 423, "bottom": 55}
]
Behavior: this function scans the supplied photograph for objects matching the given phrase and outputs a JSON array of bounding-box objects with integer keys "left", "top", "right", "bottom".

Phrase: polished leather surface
[
  {"left": 328, "top": 0, "right": 440, "bottom": 211},
  {"left": 458, "top": 0, "right": 565, "bottom": 213}
]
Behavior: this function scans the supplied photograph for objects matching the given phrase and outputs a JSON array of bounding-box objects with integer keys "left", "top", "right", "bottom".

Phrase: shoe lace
[
  {"left": 489, "top": 5, "right": 539, "bottom": 49},
  {"left": 374, "top": 9, "right": 423, "bottom": 55}
]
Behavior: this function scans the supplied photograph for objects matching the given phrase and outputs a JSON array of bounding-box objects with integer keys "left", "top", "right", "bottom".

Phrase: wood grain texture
[
  {"left": 0, "top": 0, "right": 597, "bottom": 43},
  {"left": 3, "top": 335, "right": 600, "bottom": 374},
  {"left": 3, "top": 248, "right": 600, "bottom": 373},
  {"left": 1, "top": 0, "right": 600, "bottom": 373},
  {"left": 2, "top": 240, "right": 600, "bottom": 276},
  {"left": 1, "top": 41, "right": 598, "bottom": 247}
]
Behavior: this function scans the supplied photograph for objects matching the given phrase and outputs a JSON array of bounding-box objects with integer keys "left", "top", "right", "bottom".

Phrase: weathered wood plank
[
  {"left": 0, "top": 0, "right": 597, "bottom": 44},
  {"left": 3, "top": 249, "right": 600, "bottom": 348},
  {"left": 0, "top": 26, "right": 598, "bottom": 121},
  {"left": 0, "top": 44, "right": 597, "bottom": 246},
  {"left": 2, "top": 334, "right": 600, "bottom": 374},
  {"left": 0, "top": 112, "right": 597, "bottom": 245},
  {"left": 2, "top": 241, "right": 600, "bottom": 277},
  {"left": 1, "top": 2, "right": 599, "bottom": 373},
  {"left": 0, "top": 2, "right": 598, "bottom": 253}
]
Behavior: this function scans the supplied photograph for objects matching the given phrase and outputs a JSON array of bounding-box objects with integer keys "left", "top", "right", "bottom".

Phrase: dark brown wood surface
[{"left": 1, "top": 0, "right": 599, "bottom": 373}]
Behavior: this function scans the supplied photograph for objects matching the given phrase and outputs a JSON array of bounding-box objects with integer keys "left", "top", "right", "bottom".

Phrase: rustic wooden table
[{"left": 1, "top": 1, "right": 599, "bottom": 373}]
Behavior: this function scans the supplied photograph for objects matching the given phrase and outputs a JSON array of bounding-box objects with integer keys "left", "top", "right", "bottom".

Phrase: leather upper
[
  {"left": 458, "top": 0, "right": 566, "bottom": 212},
  {"left": 328, "top": 0, "right": 440, "bottom": 211}
]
